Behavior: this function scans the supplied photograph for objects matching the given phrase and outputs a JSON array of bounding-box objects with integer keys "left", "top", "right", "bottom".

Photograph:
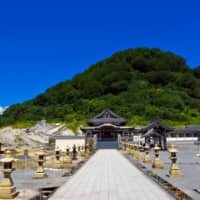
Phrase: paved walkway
[{"left": 50, "top": 150, "right": 173, "bottom": 200}]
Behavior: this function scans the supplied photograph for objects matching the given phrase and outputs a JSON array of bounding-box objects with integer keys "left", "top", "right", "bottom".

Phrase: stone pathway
[{"left": 50, "top": 149, "right": 173, "bottom": 200}]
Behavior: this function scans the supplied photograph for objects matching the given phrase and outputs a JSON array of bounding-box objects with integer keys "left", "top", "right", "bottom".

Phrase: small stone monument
[
  {"left": 167, "top": 144, "right": 183, "bottom": 177},
  {"left": 152, "top": 144, "right": 164, "bottom": 169},
  {"left": 144, "top": 144, "right": 152, "bottom": 164},
  {"left": 32, "top": 148, "right": 48, "bottom": 179},
  {"left": 0, "top": 149, "right": 18, "bottom": 199},
  {"left": 54, "top": 148, "right": 62, "bottom": 169},
  {"left": 63, "top": 146, "right": 72, "bottom": 170}
]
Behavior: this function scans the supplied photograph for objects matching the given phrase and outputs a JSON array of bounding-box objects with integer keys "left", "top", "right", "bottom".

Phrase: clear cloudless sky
[{"left": 0, "top": 0, "right": 200, "bottom": 107}]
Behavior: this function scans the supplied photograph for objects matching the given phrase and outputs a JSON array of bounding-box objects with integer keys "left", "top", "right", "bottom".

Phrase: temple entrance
[
  {"left": 97, "top": 130, "right": 118, "bottom": 149},
  {"left": 101, "top": 131, "right": 115, "bottom": 141},
  {"left": 99, "top": 128, "right": 117, "bottom": 141}
]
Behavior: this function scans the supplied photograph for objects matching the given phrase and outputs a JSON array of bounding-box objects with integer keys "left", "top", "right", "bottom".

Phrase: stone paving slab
[
  {"left": 50, "top": 149, "right": 173, "bottom": 200},
  {"left": 144, "top": 142, "right": 200, "bottom": 200}
]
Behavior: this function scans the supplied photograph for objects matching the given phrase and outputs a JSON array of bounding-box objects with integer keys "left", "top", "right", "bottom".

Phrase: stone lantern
[
  {"left": 72, "top": 145, "right": 77, "bottom": 160},
  {"left": 84, "top": 144, "right": 90, "bottom": 160},
  {"left": 54, "top": 149, "right": 62, "bottom": 169},
  {"left": 63, "top": 146, "right": 72, "bottom": 170},
  {"left": 0, "top": 154, "right": 18, "bottom": 199},
  {"left": 0, "top": 142, "right": 2, "bottom": 154},
  {"left": 132, "top": 143, "right": 136, "bottom": 158},
  {"left": 81, "top": 145, "right": 85, "bottom": 157},
  {"left": 126, "top": 143, "right": 129, "bottom": 154},
  {"left": 167, "top": 144, "right": 183, "bottom": 177},
  {"left": 152, "top": 144, "right": 164, "bottom": 169},
  {"left": 32, "top": 149, "right": 47, "bottom": 179},
  {"left": 4, "top": 148, "right": 13, "bottom": 158},
  {"left": 134, "top": 144, "right": 139, "bottom": 160},
  {"left": 138, "top": 144, "right": 145, "bottom": 161},
  {"left": 130, "top": 144, "right": 134, "bottom": 157},
  {"left": 144, "top": 144, "right": 152, "bottom": 164},
  {"left": 123, "top": 143, "right": 127, "bottom": 151},
  {"left": 77, "top": 145, "right": 82, "bottom": 159}
]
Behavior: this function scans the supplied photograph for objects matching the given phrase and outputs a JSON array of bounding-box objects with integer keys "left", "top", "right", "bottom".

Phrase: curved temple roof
[
  {"left": 87, "top": 109, "right": 128, "bottom": 126},
  {"left": 140, "top": 120, "right": 173, "bottom": 133}
]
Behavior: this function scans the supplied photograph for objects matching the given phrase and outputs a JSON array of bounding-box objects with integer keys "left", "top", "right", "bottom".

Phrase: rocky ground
[{"left": 0, "top": 120, "right": 76, "bottom": 149}]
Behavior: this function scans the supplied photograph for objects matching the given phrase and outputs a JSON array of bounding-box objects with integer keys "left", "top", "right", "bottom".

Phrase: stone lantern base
[
  {"left": 63, "top": 156, "right": 72, "bottom": 170},
  {"left": 0, "top": 181, "right": 18, "bottom": 199},
  {"left": 138, "top": 153, "right": 145, "bottom": 161},
  {"left": 84, "top": 153, "right": 90, "bottom": 161},
  {"left": 167, "top": 163, "right": 183, "bottom": 177},
  {"left": 144, "top": 155, "right": 152, "bottom": 164},
  {"left": 152, "top": 158, "right": 164, "bottom": 169},
  {"left": 54, "top": 160, "right": 62, "bottom": 169},
  {"left": 32, "top": 167, "right": 48, "bottom": 179}
]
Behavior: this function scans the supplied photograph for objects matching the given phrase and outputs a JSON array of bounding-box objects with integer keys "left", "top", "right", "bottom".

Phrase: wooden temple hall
[
  {"left": 81, "top": 109, "right": 200, "bottom": 150},
  {"left": 81, "top": 109, "right": 135, "bottom": 141}
]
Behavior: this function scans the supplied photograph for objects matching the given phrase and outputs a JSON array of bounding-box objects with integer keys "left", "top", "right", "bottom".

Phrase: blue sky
[{"left": 0, "top": 0, "right": 200, "bottom": 107}]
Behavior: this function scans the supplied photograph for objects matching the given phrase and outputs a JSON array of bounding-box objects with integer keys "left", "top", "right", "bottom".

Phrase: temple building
[
  {"left": 139, "top": 120, "right": 173, "bottom": 150},
  {"left": 81, "top": 109, "right": 135, "bottom": 141}
]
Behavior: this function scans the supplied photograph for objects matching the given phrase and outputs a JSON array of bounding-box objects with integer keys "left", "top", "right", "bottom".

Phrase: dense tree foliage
[{"left": 1, "top": 47, "right": 200, "bottom": 127}]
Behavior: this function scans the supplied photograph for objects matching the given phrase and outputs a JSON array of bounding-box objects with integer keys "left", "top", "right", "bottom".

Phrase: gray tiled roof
[
  {"left": 140, "top": 120, "right": 173, "bottom": 133},
  {"left": 87, "top": 109, "right": 127, "bottom": 126}
]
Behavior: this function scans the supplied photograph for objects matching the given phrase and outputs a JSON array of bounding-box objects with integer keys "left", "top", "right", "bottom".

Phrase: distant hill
[{"left": 1, "top": 47, "right": 200, "bottom": 128}]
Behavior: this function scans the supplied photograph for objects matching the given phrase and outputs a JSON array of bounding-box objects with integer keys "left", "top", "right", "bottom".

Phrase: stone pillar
[
  {"left": 0, "top": 149, "right": 18, "bottom": 199},
  {"left": 167, "top": 145, "right": 183, "bottom": 177},
  {"left": 32, "top": 149, "right": 48, "bottom": 179},
  {"left": 144, "top": 144, "right": 152, "bottom": 164},
  {"left": 117, "top": 134, "right": 122, "bottom": 149},
  {"left": 93, "top": 134, "right": 97, "bottom": 150},
  {"left": 152, "top": 144, "right": 164, "bottom": 169}
]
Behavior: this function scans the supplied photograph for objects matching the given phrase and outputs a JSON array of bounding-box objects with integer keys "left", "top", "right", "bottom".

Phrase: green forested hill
[{"left": 1, "top": 48, "right": 200, "bottom": 128}]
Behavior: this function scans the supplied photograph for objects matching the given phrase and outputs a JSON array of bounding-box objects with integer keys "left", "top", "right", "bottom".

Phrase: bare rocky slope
[{"left": 0, "top": 120, "right": 76, "bottom": 148}]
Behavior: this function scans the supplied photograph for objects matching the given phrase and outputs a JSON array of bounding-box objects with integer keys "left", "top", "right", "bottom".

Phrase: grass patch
[
  {"left": 12, "top": 121, "right": 36, "bottom": 129},
  {"left": 150, "top": 172, "right": 157, "bottom": 177}
]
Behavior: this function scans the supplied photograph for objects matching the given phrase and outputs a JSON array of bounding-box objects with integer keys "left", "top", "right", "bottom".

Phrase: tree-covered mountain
[{"left": 1, "top": 47, "right": 200, "bottom": 128}]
